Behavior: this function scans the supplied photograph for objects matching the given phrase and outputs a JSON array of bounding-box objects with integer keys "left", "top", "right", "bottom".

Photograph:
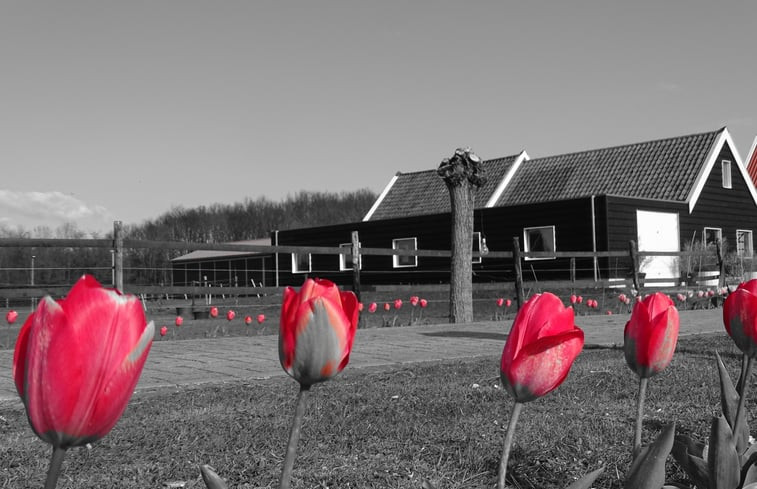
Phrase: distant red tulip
[
  {"left": 175, "top": 316, "right": 183, "bottom": 327},
  {"left": 496, "top": 298, "right": 505, "bottom": 307},
  {"left": 160, "top": 326, "right": 168, "bottom": 336},
  {"left": 500, "top": 292, "right": 584, "bottom": 403},
  {"left": 368, "top": 302, "right": 377, "bottom": 313},
  {"left": 210, "top": 306, "right": 219, "bottom": 318},
  {"left": 624, "top": 292, "right": 679, "bottom": 378},
  {"left": 607, "top": 310, "right": 613, "bottom": 315},
  {"left": 358, "top": 302, "right": 364, "bottom": 312},
  {"left": 384, "top": 303, "right": 391, "bottom": 311},
  {"left": 13, "top": 275, "right": 153, "bottom": 448},
  {"left": 707, "top": 289, "right": 715, "bottom": 297},
  {"left": 6, "top": 310, "right": 18, "bottom": 324},
  {"left": 245, "top": 315, "right": 253, "bottom": 325},
  {"left": 724, "top": 280, "right": 757, "bottom": 358},
  {"left": 569, "top": 294, "right": 577, "bottom": 304},
  {"left": 226, "top": 310, "right": 235, "bottom": 321},
  {"left": 624, "top": 297, "right": 632, "bottom": 305},
  {"left": 257, "top": 314, "right": 265, "bottom": 324},
  {"left": 410, "top": 296, "right": 420, "bottom": 306},
  {"left": 577, "top": 295, "right": 584, "bottom": 304},
  {"left": 618, "top": 293, "right": 627, "bottom": 303},
  {"left": 505, "top": 299, "right": 512, "bottom": 308},
  {"left": 676, "top": 293, "right": 686, "bottom": 302},
  {"left": 279, "top": 278, "right": 358, "bottom": 386},
  {"left": 419, "top": 299, "right": 428, "bottom": 308},
  {"left": 394, "top": 299, "right": 403, "bottom": 310},
  {"left": 697, "top": 290, "right": 705, "bottom": 298}
]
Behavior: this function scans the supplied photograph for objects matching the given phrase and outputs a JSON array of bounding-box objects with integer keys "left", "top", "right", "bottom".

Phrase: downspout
[
  {"left": 591, "top": 195, "right": 598, "bottom": 281},
  {"left": 274, "top": 230, "right": 280, "bottom": 288}
]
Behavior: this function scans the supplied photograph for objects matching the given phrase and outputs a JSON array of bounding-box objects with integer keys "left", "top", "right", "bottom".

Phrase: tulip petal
[
  {"left": 12, "top": 313, "right": 33, "bottom": 398},
  {"left": 503, "top": 328, "right": 584, "bottom": 402}
]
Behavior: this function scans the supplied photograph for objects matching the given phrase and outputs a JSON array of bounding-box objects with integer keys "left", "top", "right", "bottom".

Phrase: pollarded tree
[{"left": 437, "top": 147, "right": 486, "bottom": 323}]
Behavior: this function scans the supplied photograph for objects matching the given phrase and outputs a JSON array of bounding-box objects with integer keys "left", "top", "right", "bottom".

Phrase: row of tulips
[{"left": 10, "top": 273, "right": 757, "bottom": 488}]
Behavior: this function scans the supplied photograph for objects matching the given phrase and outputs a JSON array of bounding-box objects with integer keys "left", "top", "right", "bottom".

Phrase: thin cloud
[
  {"left": 0, "top": 190, "right": 113, "bottom": 233},
  {"left": 656, "top": 81, "right": 680, "bottom": 92}
]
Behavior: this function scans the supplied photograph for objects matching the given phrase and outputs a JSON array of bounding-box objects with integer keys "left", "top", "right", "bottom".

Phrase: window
[
  {"left": 339, "top": 242, "right": 361, "bottom": 271},
  {"left": 737, "top": 230, "right": 754, "bottom": 257},
  {"left": 392, "top": 237, "right": 418, "bottom": 268},
  {"left": 524, "top": 226, "right": 556, "bottom": 260},
  {"left": 291, "top": 252, "right": 311, "bottom": 274},
  {"left": 722, "top": 160, "right": 732, "bottom": 189},
  {"left": 704, "top": 227, "right": 722, "bottom": 247},
  {"left": 472, "top": 232, "right": 483, "bottom": 264}
]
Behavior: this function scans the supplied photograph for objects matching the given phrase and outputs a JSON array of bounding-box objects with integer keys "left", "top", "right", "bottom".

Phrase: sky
[{"left": 2, "top": 1, "right": 757, "bottom": 235}]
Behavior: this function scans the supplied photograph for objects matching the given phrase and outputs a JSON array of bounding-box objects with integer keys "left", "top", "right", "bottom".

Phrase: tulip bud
[
  {"left": 210, "top": 306, "right": 219, "bottom": 318},
  {"left": 257, "top": 314, "right": 265, "bottom": 324},
  {"left": 368, "top": 302, "right": 378, "bottom": 313},
  {"left": 6, "top": 310, "right": 18, "bottom": 324},
  {"left": 160, "top": 326, "right": 168, "bottom": 337},
  {"left": 175, "top": 316, "right": 183, "bottom": 327},
  {"left": 500, "top": 293, "right": 584, "bottom": 403},
  {"left": 624, "top": 292, "right": 679, "bottom": 378},
  {"left": 226, "top": 310, "right": 235, "bottom": 321},
  {"left": 394, "top": 299, "right": 402, "bottom": 310},
  {"left": 279, "top": 278, "right": 358, "bottom": 386},
  {"left": 245, "top": 315, "right": 253, "bottom": 325},
  {"left": 724, "top": 279, "right": 757, "bottom": 358},
  {"left": 496, "top": 298, "right": 504, "bottom": 307},
  {"left": 420, "top": 299, "right": 428, "bottom": 308}
]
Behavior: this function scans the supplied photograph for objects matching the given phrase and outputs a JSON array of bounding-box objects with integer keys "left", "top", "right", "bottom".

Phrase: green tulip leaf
[
  {"left": 200, "top": 465, "right": 229, "bottom": 489},
  {"left": 716, "top": 351, "right": 749, "bottom": 453},
  {"left": 564, "top": 467, "right": 604, "bottom": 489},
  {"left": 740, "top": 447, "right": 757, "bottom": 487},
  {"left": 625, "top": 423, "right": 675, "bottom": 489},
  {"left": 708, "top": 416, "right": 740, "bottom": 489}
]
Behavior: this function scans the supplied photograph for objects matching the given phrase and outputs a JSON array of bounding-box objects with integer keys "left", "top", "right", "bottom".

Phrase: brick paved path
[{"left": 0, "top": 308, "right": 723, "bottom": 406}]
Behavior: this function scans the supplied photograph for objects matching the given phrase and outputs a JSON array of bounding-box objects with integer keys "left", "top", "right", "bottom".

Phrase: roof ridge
[{"left": 525, "top": 128, "right": 721, "bottom": 163}]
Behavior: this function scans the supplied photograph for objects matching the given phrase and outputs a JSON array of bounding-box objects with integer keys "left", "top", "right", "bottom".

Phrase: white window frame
[
  {"left": 392, "top": 237, "right": 418, "bottom": 268},
  {"left": 291, "top": 252, "right": 311, "bottom": 274},
  {"left": 722, "top": 160, "right": 732, "bottom": 189},
  {"left": 704, "top": 227, "right": 722, "bottom": 247},
  {"left": 339, "top": 242, "right": 361, "bottom": 271},
  {"left": 737, "top": 229, "right": 754, "bottom": 257},
  {"left": 524, "top": 225, "right": 556, "bottom": 261},
  {"left": 472, "top": 232, "right": 483, "bottom": 264}
]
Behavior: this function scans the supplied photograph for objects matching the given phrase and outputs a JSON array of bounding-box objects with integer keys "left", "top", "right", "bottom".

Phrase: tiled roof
[
  {"left": 495, "top": 129, "right": 721, "bottom": 206},
  {"left": 367, "top": 155, "right": 520, "bottom": 220}
]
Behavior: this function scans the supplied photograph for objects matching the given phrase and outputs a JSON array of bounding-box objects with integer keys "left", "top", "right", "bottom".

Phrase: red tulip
[
  {"left": 210, "top": 306, "right": 219, "bottom": 318},
  {"left": 257, "top": 314, "right": 265, "bottom": 324},
  {"left": 226, "top": 310, "right": 235, "bottom": 321},
  {"left": 606, "top": 310, "right": 613, "bottom": 315},
  {"left": 724, "top": 280, "right": 757, "bottom": 358},
  {"left": 384, "top": 303, "right": 391, "bottom": 311},
  {"left": 500, "top": 293, "right": 584, "bottom": 403},
  {"left": 496, "top": 298, "right": 505, "bottom": 307},
  {"left": 279, "top": 278, "right": 358, "bottom": 386},
  {"left": 577, "top": 295, "right": 584, "bottom": 304},
  {"left": 12, "top": 275, "right": 153, "bottom": 448},
  {"left": 569, "top": 294, "right": 577, "bottom": 304},
  {"left": 505, "top": 299, "right": 512, "bottom": 308},
  {"left": 676, "top": 293, "right": 686, "bottom": 302},
  {"left": 394, "top": 299, "right": 403, "bottom": 310},
  {"left": 368, "top": 302, "right": 378, "bottom": 313},
  {"left": 245, "top": 315, "right": 253, "bottom": 325},
  {"left": 6, "top": 310, "right": 18, "bottom": 324},
  {"left": 358, "top": 302, "right": 364, "bottom": 312},
  {"left": 410, "top": 296, "right": 420, "bottom": 306},
  {"left": 618, "top": 293, "right": 627, "bottom": 303},
  {"left": 419, "top": 299, "right": 428, "bottom": 308},
  {"left": 624, "top": 292, "right": 679, "bottom": 378},
  {"left": 175, "top": 316, "right": 183, "bottom": 327},
  {"left": 697, "top": 290, "right": 705, "bottom": 298},
  {"left": 160, "top": 326, "right": 168, "bottom": 336}
]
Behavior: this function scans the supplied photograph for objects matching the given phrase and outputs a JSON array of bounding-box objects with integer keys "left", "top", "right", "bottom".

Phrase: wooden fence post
[
  {"left": 512, "top": 236, "right": 525, "bottom": 309},
  {"left": 716, "top": 239, "right": 726, "bottom": 289},
  {"left": 570, "top": 257, "right": 576, "bottom": 284},
  {"left": 114, "top": 221, "right": 124, "bottom": 292},
  {"left": 628, "top": 240, "right": 641, "bottom": 293}
]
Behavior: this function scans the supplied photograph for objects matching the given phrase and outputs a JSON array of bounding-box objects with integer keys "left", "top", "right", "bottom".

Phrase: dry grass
[{"left": 0, "top": 333, "right": 746, "bottom": 488}]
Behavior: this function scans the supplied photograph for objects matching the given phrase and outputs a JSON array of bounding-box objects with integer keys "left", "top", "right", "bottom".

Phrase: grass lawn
[{"left": 0, "top": 332, "right": 745, "bottom": 488}]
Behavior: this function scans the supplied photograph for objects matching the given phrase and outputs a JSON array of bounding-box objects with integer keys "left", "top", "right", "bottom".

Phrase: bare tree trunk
[
  {"left": 438, "top": 148, "right": 486, "bottom": 324},
  {"left": 448, "top": 182, "right": 475, "bottom": 322}
]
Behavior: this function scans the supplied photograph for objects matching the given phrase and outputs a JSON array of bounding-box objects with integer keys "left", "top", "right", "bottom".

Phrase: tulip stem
[
  {"left": 279, "top": 383, "right": 311, "bottom": 489},
  {"left": 44, "top": 447, "right": 66, "bottom": 489},
  {"left": 633, "top": 377, "right": 648, "bottom": 458},
  {"left": 735, "top": 355, "right": 753, "bottom": 440},
  {"left": 497, "top": 402, "right": 523, "bottom": 489}
]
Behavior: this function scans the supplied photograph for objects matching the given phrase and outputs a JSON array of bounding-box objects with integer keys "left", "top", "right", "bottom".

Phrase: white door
[{"left": 636, "top": 210, "right": 680, "bottom": 287}]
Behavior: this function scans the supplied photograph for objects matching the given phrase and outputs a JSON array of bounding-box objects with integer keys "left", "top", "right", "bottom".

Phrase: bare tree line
[{"left": 0, "top": 189, "right": 377, "bottom": 287}]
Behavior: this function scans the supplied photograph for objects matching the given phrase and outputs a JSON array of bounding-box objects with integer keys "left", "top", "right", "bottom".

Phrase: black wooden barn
[{"left": 173, "top": 127, "right": 757, "bottom": 287}]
